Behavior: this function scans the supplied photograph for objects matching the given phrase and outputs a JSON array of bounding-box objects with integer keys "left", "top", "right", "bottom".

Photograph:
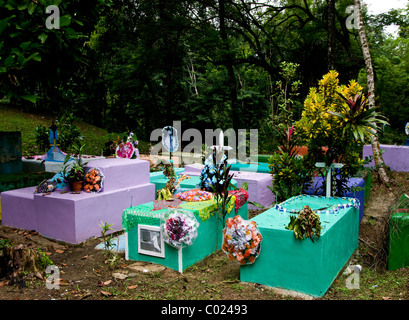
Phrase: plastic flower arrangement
[
  {"left": 285, "top": 205, "right": 322, "bottom": 242},
  {"left": 115, "top": 132, "right": 138, "bottom": 159},
  {"left": 175, "top": 189, "right": 213, "bottom": 202},
  {"left": 83, "top": 168, "right": 104, "bottom": 193},
  {"left": 116, "top": 141, "right": 135, "bottom": 158},
  {"left": 199, "top": 152, "right": 228, "bottom": 191},
  {"left": 161, "top": 209, "right": 200, "bottom": 249},
  {"left": 34, "top": 179, "right": 57, "bottom": 194},
  {"left": 222, "top": 215, "right": 262, "bottom": 265}
]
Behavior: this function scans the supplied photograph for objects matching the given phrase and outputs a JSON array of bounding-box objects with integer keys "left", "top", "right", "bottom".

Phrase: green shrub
[{"left": 268, "top": 152, "right": 311, "bottom": 202}]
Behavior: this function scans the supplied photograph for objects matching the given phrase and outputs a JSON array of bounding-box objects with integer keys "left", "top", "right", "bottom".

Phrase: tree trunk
[
  {"left": 327, "top": 0, "right": 336, "bottom": 71},
  {"left": 219, "top": 0, "right": 239, "bottom": 130},
  {"left": 354, "top": 0, "right": 391, "bottom": 185},
  {"left": 1, "top": 243, "right": 42, "bottom": 288}
]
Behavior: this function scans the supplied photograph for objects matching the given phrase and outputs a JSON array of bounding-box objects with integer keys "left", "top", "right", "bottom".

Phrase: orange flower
[{"left": 227, "top": 219, "right": 234, "bottom": 229}]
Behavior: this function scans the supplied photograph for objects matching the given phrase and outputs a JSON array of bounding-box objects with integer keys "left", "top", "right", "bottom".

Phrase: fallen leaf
[
  {"left": 382, "top": 296, "right": 392, "bottom": 300},
  {"left": 34, "top": 272, "right": 43, "bottom": 280},
  {"left": 80, "top": 292, "right": 92, "bottom": 300},
  {"left": 55, "top": 249, "right": 64, "bottom": 254},
  {"left": 44, "top": 252, "right": 52, "bottom": 256},
  {"left": 0, "top": 281, "right": 8, "bottom": 288},
  {"left": 127, "top": 285, "right": 138, "bottom": 290},
  {"left": 112, "top": 272, "right": 128, "bottom": 280},
  {"left": 100, "top": 290, "right": 112, "bottom": 297},
  {"left": 52, "top": 278, "right": 68, "bottom": 286},
  {"left": 81, "top": 255, "right": 88, "bottom": 260},
  {"left": 98, "top": 280, "right": 112, "bottom": 287}
]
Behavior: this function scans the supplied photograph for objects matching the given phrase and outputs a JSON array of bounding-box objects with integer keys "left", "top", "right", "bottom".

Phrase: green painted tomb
[
  {"left": 123, "top": 199, "right": 248, "bottom": 272},
  {"left": 240, "top": 195, "right": 360, "bottom": 297},
  {"left": 388, "top": 194, "right": 409, "bottom": 270}
]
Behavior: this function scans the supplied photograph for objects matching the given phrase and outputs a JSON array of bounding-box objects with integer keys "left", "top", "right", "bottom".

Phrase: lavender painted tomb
[
  {"left": 363, "top": 144, "right": 409, "bottom": 172},
  {"left": 183, "top": 164, "right": 275, "bottom": 210},
  {"left": 1, "top": 158, "right": 155, "bottom": 244}
]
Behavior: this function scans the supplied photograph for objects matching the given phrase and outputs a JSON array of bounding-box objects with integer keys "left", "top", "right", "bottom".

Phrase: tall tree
[
  {"left": 218, "top": 0, "right": 240, "bottom": 129},
  {"left": 327, "top": 0, "right": 336, "bottom": 70},
  {"left": 354, "top": 0, "right": 391, "bottom": 185}
]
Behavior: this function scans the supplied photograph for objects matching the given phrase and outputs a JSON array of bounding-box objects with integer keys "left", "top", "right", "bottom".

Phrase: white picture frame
[{"left": 138, "top": 225, "right": 165, "bottom": 258}]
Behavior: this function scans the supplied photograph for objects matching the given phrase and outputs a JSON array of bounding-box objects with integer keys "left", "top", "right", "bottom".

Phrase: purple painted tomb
[
  {"left": 363, "top": 144, "right": 409, "bottom": 172},
  {"left": 183, "top": 164, "right": 275, "bottom": 209},
  {"left": 1, "top": 158, "right": 155, "bottom": 244}
]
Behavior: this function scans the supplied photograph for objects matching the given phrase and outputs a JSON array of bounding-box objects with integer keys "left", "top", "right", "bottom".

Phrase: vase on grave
[{"left": 70, "top": 181, "right": 83, "bottom": 192}]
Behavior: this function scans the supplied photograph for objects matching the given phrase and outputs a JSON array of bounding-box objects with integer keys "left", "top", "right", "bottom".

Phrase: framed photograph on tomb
[{"left": 137, "top": 225, "right": 165, "bottom": 258}]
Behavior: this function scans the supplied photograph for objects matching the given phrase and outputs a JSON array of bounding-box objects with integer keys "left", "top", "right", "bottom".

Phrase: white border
[{"left": 137, "top": 224, "right": 165, "bottom": 258}]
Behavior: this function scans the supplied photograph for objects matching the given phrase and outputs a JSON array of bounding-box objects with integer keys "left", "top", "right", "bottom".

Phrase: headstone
[{"left": 0, "top": 132, "right": 22, "bottom": 175}]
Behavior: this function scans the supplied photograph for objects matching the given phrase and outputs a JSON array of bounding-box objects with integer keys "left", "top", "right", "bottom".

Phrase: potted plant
[
  {"left": 65, "top": 143, "right": 87, "bottom": 192},
  {"left": 69, "top": 163, "right": 85, "bottom": 191}
]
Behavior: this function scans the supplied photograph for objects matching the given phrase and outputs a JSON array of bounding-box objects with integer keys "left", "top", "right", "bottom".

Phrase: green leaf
[
  {"left": 38, "top": 33, "right": 48, "bottom": 44},
  {"left": 19, "top": 41, "right": 31, "bottom": 51},
  {"left": 17, "top": 3, "right": 28, "bottom": 10},
  {"left": 4, "top": 55, "right": 15, "bottom": 67},
  {"left": 21, "top": 95, "right": 39, "bottom": 103},
  {"left": 9, "top": 32, "right": 21, "bottom": 38},
  {"left": 59, "top": 15, "right": 72, "bottom": 28},
  {"left": 0, "top": 15, "right": 15, "bottom": 36},
  {"left": 327, "top": 110, "right": 346, "bottom": 119},
  {"left": 27, "top": 2, "right": 37, "bottom": 15},
  {"left": 73, "top": 18, "right": 84, "bottom": 26},
  {"left": 22, "top": 52, "right": 41, "bottom": 65}
]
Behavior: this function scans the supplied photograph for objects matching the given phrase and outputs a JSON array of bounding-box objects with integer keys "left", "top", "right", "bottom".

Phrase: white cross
[
  {"left": 209, "top": 130, "right": 232, "bottom": 164},
  {"left": 315, "top": 162, "right": 344, "bottom": 197}
]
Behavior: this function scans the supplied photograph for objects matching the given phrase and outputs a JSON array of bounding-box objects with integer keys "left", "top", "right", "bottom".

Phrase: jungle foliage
[{"left": 1, "top": 0, "right": 409, "bottom": 151}]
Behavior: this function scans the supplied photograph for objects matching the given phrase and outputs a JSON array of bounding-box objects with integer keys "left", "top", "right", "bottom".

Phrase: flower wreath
[
  {"left": 161, "top": 209, "right": 200, "bottom": 249},
  {"left": 222, "top": 215, "right": 262, "bottom": 265},
  {"left": 162, "top": 126, "right": 179, "bottom": 153},
  {"left": 175, "top": 189, "right": 213, "bottom": 202},
  {"left": 116, "top": 141, "right": 135, "bottom": 159},
  {"left": 83, "top": 168, "right": 104, "bottom": 193}
]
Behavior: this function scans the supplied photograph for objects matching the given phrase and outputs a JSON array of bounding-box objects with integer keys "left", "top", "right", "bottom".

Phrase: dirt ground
[{"left": 0, "top": 170, "right": 408, "bottom": 301}]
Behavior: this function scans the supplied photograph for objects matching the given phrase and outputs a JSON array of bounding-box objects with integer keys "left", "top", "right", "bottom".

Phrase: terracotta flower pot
[{"left": 70, "top": 181, "right": 83, "bottom": 192}]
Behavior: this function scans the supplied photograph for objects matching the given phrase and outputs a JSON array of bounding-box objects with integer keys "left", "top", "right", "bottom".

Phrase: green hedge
[{"left": 0, "top": 171, "right": 55, "bottom": 193}]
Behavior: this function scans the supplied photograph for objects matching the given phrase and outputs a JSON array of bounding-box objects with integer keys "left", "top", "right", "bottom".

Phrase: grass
[
  {"left": 326, "top": 262, "right": 409, "bottom": 300},
  {"left": 0, "top": 104, "right": 151, "bottom": 157}
]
